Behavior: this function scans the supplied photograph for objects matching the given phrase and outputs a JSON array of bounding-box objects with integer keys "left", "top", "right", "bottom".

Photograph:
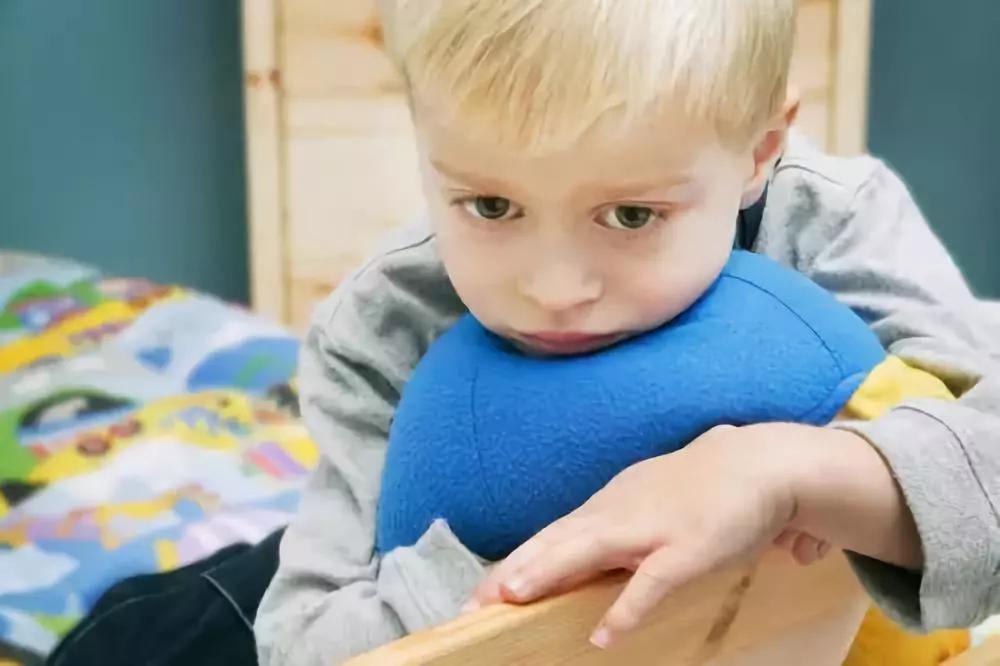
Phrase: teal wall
[
  {"left": 868, "top": 1, "right": 1000, "bottom": 297},
  {"left": 0, "top": 0, "right": 249, "bottom": 302}
]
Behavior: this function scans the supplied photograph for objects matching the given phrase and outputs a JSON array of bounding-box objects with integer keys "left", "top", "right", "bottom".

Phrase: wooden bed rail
[{"left": 347, "top": 551, "right": 868, "bottom": 665}]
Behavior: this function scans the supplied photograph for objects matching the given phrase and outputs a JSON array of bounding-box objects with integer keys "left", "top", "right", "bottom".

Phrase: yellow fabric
[
  {"left": 844, "top": 606, "right": 970, "bottom": 666},
  {"left": 840, "top": 357, "right": 967, "bottom": 665},
  {"left": 843, "top": 356, "right": 955, "bottom": 421}
]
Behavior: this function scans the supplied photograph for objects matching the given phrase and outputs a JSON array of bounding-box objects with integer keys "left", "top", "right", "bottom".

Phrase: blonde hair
[{"left": 379, "top": 0, "right": 795, "bottom": 153}]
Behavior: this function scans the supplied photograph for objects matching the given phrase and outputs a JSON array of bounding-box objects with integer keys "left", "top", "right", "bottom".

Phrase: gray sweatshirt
[{"left": 254, "top": 132, "right": 1000, "bottom": 665}]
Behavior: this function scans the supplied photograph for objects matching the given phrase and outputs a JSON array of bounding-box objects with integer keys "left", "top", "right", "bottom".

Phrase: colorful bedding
[{"left": 0, "top": 254, "right": 315, "bottom": 665}]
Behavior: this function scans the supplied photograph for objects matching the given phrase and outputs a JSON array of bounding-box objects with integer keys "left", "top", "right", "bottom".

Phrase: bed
[{"left": 0, "top": 253, "right": 312, "bottom": 664}]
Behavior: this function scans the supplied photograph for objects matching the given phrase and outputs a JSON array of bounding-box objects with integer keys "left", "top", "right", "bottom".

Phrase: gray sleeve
[
  {"left": 254, "top": 228, "right": 474, "bottom": 664},
  {"left": 789, "top": 162, "right": 1000, "bottom": 630}
]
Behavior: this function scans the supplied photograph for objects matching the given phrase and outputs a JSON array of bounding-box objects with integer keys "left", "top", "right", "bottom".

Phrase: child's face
[{"left": 415, "top": 101, "right": 773, "bottom": 356}]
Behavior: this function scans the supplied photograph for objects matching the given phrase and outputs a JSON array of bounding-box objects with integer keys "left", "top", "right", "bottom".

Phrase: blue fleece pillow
[{"left": 376, "top": 251, "right": 885, "bottom": 561}]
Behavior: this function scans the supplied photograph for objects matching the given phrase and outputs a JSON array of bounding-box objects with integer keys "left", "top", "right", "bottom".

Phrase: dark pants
[{"left": 48, "top": 529, "right": 284, "bottom": 666}]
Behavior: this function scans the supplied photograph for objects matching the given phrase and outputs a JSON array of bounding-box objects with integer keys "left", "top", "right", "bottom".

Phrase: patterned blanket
[{"left": 0, "top": 254, "right": 314, "bottom": 665}]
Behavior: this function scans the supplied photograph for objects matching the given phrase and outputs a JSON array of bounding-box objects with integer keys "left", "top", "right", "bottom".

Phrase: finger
[
  {"left": 497, "top": 525, "right": 637, "bottom": 604},
  {"left": 790, "top": 533, "right": 818, "bottom": 565},
  {"left": 470, "top": 537, "right": 563, "bottom": 608},
  {"left": 542, "top": 568, "right": 608, "bottom": 598},
  {"left": 462, "top": 579, "right": 501, "bottom": 613},
  {"left": 465, "top": 567, "right": 602, "bottom": 614},
  {"left": 467, "top": 559, "right": 521, "bottom": 611},
  {"left": 592, "top": 546, "right": 715, "bottom": 649},
  {"left": 773, "top": 528, "right": 801, "bottom": 551},
  {"left": 469, "top": 515, "right": 587, "bottom": 608},
  {"left": 790, "top": 533, "right": 828, "bottom": 566},
  {"left": 799, "top": 537, "right": 832, "bottom": 564},
  {"left": 503, "top": 516, "right": 585, "bottom": 574}
]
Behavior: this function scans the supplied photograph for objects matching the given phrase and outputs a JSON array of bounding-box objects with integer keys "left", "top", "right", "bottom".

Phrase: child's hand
[
  {"left": 468, "top": 424, "right": 800, "bottom": 648},
  {"left": 466, "top": 423, "right": 919, "bottom": 650}
]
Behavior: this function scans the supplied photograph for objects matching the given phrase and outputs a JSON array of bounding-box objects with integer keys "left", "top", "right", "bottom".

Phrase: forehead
[{"left": 412, "top": 94, "right": 732, "bottom": 194}]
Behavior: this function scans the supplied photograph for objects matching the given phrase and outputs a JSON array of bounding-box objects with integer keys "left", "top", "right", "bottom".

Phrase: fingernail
[
  {"left": 503, "top": 578, "right": 528, "bottom": 599},
  {"left": 590, "top": 627, "right": 612, "bottom": 650},
  {"left": 460, "top": 600, "right": 480, "bottom": 614}
]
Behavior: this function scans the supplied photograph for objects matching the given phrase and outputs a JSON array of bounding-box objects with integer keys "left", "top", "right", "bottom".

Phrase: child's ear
[{"left": 740, "top": 89, "right": 800, "bottom": 209}]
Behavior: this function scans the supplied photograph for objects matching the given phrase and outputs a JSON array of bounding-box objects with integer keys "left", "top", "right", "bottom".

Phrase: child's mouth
[{"left": 513, "top": 331, "right": 626, "bottom": 356}]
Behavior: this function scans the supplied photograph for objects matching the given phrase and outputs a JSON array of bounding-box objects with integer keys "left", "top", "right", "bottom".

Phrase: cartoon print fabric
[{"left": 0, "top": 254, "right": 315, "bottom": 664}]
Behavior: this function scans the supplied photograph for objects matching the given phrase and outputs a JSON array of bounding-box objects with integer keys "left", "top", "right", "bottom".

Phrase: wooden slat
[
  {"left": 242, "top": 0, "right": 288, "bottom": 320},
  {"left": 797, "top": 95, "right": 831, "bottom": 148},
  {"left": 281, "top": 0, "right": 401, "bottom": 97},
  {"left": 283, "top": 0, "right": 376, "bottom": 33},
  {"left": 790, "top": 0, "right": 835, "bottom": 98},
  {"left": 347, "top": 552, "right": 867, "bottom": 665},
  {"left": 284, "top": 130, "right": 425, "bottom": 275},
  {"left": 284, "top": 38, "right": 402, "bottom": 97},
  {"left": 282, "top": 107, "right": 419, "bottom": 330},
  {"left": 289, "top": 276, "right": 338, "bottom": 333},
  {"left": 830, "top": 0, "right": 873, "bottom": 155},
  {"left": 286, "top": 95, "right": 414, "bottom": 135}
]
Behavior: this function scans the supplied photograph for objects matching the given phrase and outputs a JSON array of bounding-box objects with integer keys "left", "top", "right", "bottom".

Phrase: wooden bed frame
[
  {"left": 346, "top": 552, "right": 998, "bottom": 665},
  {"left": 347, "top": 552, "right": 869, "bottom": 665}
]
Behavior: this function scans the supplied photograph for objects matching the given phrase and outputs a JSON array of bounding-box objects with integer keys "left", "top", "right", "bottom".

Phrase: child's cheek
[{"left": 620, "top": 258, "right": 723, "bottom": 331}]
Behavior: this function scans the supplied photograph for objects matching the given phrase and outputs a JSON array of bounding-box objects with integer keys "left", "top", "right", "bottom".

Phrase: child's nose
[{"left": 518, "top": 262, "right": 602, "bottom": 313}]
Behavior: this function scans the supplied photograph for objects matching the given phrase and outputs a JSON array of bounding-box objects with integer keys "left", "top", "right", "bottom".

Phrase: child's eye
[
  {"left": 460, "top": 196, "right": 522, "bottom": 221},
  {"left": 599, "top": 205, "right": 661, "bottom": 231}
]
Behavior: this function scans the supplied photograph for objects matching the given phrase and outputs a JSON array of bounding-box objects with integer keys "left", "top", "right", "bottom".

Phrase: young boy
[{"left": 255, "top": 0, "right": 1000, "bottom": 663}]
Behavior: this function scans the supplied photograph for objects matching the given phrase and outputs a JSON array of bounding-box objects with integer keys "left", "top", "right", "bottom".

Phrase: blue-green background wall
[
  {"left": 868, "top": 0, "right": 1000, "bottom": 297},
  {"left": 0, "top": 0, "right": 248, "bottom": 302}
]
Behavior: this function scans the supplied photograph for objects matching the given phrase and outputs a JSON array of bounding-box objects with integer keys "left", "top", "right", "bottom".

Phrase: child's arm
[
  {"left": 254, "top": 227, "right": 478, "bottom": 664},
  {"left": 771, "top": 156, "right": 1000, "bottom": 632},
  {"left": 467, "top": 423, "right": 915, "bottom": 650}
]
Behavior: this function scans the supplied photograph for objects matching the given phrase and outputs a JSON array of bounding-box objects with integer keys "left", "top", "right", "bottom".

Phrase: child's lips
[{"left": 515, "top": 331, "right": 625, "bottom": 355}]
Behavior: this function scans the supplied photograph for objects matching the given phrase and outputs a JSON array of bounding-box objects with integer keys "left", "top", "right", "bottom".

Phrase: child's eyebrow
[
  {"left": 431, "top": 160, "right": 511, "bottom": 193},
  {"left": 591, "top": 176, "right": 695, "bottom": 201},
  {"left": 432, "top": 158, "right": 696, "bottom": 201}
]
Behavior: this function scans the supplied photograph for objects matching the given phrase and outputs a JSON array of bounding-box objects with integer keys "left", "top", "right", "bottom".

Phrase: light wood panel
[
  {"left": 798, "top": 96, "right": 832, "bottom": 149},
  {"left": 284, "top": 131, "right": 423, "bottom": 280},
  {"left": 279, "top": 0, "right": 416, "bottom": 328},
  {"left": 346, "top": 551, "right": 867, "bottom": 665},
  {"left": 831, "top": 0, "right": 874, "bottom": 155},
  {"left": 281, "top": 0, "right": 397, "bottom": 97},
  {"left": 242, "top": 0, "right": 287, "bottom": 322},
  {"left": 791, "top": 0, "right": 835, "bottom": 98},
  {"left": 244, "top": 0, "right": 872, "bottom": 330}
]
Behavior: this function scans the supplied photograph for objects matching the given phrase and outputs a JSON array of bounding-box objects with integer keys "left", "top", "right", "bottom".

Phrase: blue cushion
[{"left": 377, "top": 251, "right": 885, "bottom": 561}]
